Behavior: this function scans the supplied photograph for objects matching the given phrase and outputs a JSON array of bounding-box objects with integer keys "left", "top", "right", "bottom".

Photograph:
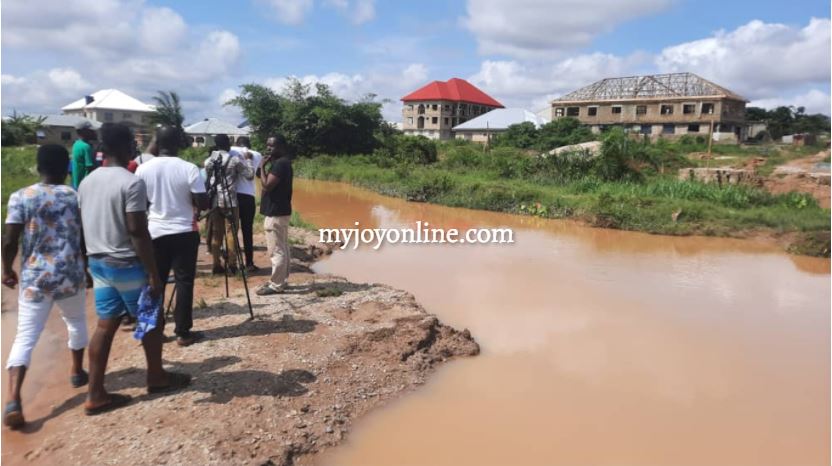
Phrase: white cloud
[
  {"left": 750, "top": 89, "right": 831, "bottom": 115},
  {"left": 470, "top": 53, "right": 649, "bottom": 110},
  {"left": 258, "top": 0, "right": 314, "bottom": 25},
  {"left": 656, "top": 18, "right": 831, "bottom": 99},
  {"left": 259, "top": 0, "right": 375, "bottom": 25},
  {"left": 256, "top": 63, "right": 429, "bottom": 121},
  {"left": 1, "top": 68, "right": 91, "bottom": 112},
  {"left": 461, "top": 0, "right": 668, "bottom": 59},
  {"left": 138, "top": 7, "right": 187, "bottom": 53},
  {"left": 326, "top": 0, "right": 376, "bottom": 24},
  {"left": 467, "top": 18, "right": 830, "bottom": 115},
  {"left": 1, "top": 0, "right": 241, "bottom": 118}
]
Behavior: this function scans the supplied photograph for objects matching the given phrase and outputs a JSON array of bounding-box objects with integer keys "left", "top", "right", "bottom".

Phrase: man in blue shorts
[{"left": 78, "top": 123, "right": 190, "bottom": 415}]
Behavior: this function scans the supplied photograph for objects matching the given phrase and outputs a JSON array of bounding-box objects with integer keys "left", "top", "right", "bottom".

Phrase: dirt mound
[{"left": 8, "top": 229, "right": 478, "bottom": 466}]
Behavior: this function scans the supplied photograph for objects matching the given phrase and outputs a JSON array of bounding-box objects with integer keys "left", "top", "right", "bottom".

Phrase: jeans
[
  {"left": 264, "top": 215, "right": 291, "bottom": 287},
  {"left": 153, "top": 231, "right": 200, "bottom": 337},
  {"left": 237, "top": 193, "right": 256, "bottom": 266},
  {"left": 6, "top": 289, "right": 88, "bottom": 368}
]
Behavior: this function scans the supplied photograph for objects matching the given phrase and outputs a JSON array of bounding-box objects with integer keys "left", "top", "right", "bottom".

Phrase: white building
[
  {"left": 184, "top": 118, "right": 249, "bottom": 147},
  {"left": 62, "top": 89, "right": 155, "bottom": 141},
  {"left": 452, "top": 108, "right": 549, "bottom": 143}
]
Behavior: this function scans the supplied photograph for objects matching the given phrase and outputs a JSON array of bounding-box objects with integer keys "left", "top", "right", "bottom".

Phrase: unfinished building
[
  {"left": 401, "top": 78, "right": 503, "bottom": 140},
  {"left": 551, "top": 73, "right": 748, "bottom": 143}
]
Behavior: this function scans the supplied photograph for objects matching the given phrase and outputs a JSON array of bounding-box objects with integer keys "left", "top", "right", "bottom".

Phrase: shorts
[{"left": 88, "top": 256, "right": 147, "bottom": 320}]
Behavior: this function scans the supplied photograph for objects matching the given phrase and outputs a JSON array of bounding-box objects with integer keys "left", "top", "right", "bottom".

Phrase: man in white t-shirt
[
  {"left": 136, "top": 126, "right": 209, "bottom": 347},
  {"left": 230, "top": 137, "right": 262, "bottom": 272}
]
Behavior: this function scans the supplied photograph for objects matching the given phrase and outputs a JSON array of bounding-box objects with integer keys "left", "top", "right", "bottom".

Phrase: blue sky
[{"left": 2, "top": 0, "right": 830, "bottom": 122}]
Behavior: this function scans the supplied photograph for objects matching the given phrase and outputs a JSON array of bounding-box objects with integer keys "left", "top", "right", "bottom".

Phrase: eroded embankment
[{"left": 8, "top": 228, "right": 478, "bottom": 466}]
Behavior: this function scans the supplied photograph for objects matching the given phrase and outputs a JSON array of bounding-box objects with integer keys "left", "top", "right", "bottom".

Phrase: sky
[{"left": 2, "top": 0, "right": 830, "bottom": 124}]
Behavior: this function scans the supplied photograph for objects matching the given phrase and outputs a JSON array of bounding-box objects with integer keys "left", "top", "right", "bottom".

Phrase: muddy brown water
[
  {"left": 292, "top": 180, "right": 830, "bottom": 466},
  {"left": 1, "top": 179, "right": 828, "bottom": 466}
]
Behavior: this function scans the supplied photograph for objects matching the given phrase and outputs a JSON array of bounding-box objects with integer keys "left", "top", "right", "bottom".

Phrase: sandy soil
[
  {"left": 763, "top": 149, "right": 831, "bottom": 208},
  {"left": 4, "top": 228, "right": 479, "bottom": 466}
]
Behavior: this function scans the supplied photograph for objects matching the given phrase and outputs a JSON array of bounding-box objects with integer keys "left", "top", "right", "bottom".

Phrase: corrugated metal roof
[
  {"left": 38, "top": 114, "right": 102, "bottom": 129},
  {"left": 62, "top": 89, "right": 155, "bottom": 112},
  {"left": 184, "top": 118, "right": 250, "bottom": 136},
  {"left": 452, "top": 108, "right": 548, "bottom": 131},
  {"left": 401, "top": 78, "right": 504, "bottom": 107}
]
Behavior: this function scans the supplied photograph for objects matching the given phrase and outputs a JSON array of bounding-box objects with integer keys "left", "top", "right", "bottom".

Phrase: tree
[
  {"left": 149, "top": 91, "right": 185, "bottom": 129},
  {"left": 745, "top": 105, "right": 830, "bottom": 139},
  {"left": 536, "top": 118, "right": 594, "bottom": 151},
  {"left": 226, "top": 79, "right": 385, "bottom": 156},
  {"left": 494, "top": 122, "right": 538, "bottom": 149},
  {"left": 1, "top": 111, "right": 45, "bottom": 147}
]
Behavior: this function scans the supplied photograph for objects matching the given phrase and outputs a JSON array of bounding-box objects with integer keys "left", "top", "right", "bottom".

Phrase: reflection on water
[{"left": 295, "top": 180, "right": 830, "bottom": 466}]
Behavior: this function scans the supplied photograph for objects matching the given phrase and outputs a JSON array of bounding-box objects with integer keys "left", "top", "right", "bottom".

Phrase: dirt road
[{"left": 1, "top": 228, "right": 478, "bottom": 466}]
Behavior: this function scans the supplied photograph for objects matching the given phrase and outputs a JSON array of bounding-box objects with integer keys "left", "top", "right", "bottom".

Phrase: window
[
  {"left": 702, "top": 103, "right": 715, "bottom": 114},
  {"left": 407, "top": 117, "right": 413, "bottom": 125},
  {"left": 683, "top": 104, "right": 696, "bottom": 114},
  {"left": 636, "top": 105, "right": 647, "bottom": 115},
  {"left": 431, "top": 104, "right": 438, "bottom": 111},
  {"left": 660, "top": 105, "right": 673, "bottom": 115},
  {"left": 640, "top": 125, "right": 652, "bottom": 135},
  {"left": 432, "top": 117, "right": 438, "bottom": 124},
  {"left": 444, "top": 105, "right": 450, "bottom": 111},
  {"left": 611, "top": 106, "right": 622, "bottom": 114},
  {"left": 123, "top": 112, "right": 132, "bottom": 119},
  {"left": 566, "top": 107, "right": 579, "bottom": 116},
  {"left": 662, "top": 124, "right": 675, "bottom": 134},
  {"left": 687, "top": 124, "right": 700, "bottom": 133},
  {"left": 444, "top": 117, "right": 449, "bottom": 125},
  {"left": 104, "top": 112, "right": 114, "bottom": 122},
  {"left": 555, "top": 107, "right": 565, "bottom": 117},
  {"left": 587, "top": 107, "right": 598, "bottom": 117},
  {"left": 60, "top": 131, "right": 71, "bottom": 141}
]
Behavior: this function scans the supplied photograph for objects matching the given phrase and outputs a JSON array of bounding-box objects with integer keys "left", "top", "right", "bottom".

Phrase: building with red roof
[{"left": 401, "top": 78, "right": 503, "bottom": 140}]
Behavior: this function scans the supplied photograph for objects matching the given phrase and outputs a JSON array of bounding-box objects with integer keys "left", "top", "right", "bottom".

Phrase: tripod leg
[
  {"left": 165, "top": 283, "right": 177, "bottom": 320},
  {"left": 222, "top": 221, "right": 229, "bottom": 298},
  {"left": 229, "top": 213, "right": 254, "bottom": 319}
]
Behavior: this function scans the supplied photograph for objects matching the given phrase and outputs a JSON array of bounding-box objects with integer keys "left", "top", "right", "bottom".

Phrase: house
[
  {"left": 401, "top": 78, "right": 504, "bottom": 140},
  {"left": 62, "top": 89, "right": 155, "bottom": 142},
  {"left": 453, "top": 108, "right": 549, "bottom": 143},
  {"left": 35, "top": 114, "right": 102, "bottom": 147},
  {"left": 184, "top": 118, "right": 249, "bottom": 147},
  {"left": 551, "top": 72, "right": 748, "bottom": 143}
]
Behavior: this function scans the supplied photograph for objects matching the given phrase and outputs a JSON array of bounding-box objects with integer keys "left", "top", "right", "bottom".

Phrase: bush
[{"left": 374, "top": 134, "right": 437, "bottom": 165}]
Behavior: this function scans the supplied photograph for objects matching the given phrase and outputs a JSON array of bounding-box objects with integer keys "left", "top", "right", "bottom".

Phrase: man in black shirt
[{"left": 256, "top": 135, "right": 293, "bottom": 296}]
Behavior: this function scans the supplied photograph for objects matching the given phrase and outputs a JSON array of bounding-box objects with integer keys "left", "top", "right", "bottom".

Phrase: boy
[{"left": 2, "top": 145, "right": 89, "bottom": 429}]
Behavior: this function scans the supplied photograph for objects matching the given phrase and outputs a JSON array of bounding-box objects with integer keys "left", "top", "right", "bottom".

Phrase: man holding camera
[
  {"left": 204, "top": 134, "right": 254, "bottom": 275},
  {"left": 256, "top": 135, "right": 293, "bottom": 296}
]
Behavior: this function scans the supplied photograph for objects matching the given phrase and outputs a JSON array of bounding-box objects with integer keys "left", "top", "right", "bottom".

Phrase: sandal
[
  {"left": 3, "top": 401, "right": 24, "bottom": 429},
  {"left": 84, "top": 393, "right": 132, "bottom": 416},
  {"left": 147, "top": 371, "right": 192, "bottom": 394},
  {"left": 70, "top": 369, "right": 89, "bottom": 388}
]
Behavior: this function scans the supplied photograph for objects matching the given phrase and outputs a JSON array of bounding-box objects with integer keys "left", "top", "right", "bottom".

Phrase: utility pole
[{"left": 707, "top": 119, "right": 715, "bottom": 168}]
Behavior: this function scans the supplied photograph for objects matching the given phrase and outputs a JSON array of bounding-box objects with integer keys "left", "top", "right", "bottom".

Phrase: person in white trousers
[{"left": 2, "top": 145, "right": 90, "bottom": 429}]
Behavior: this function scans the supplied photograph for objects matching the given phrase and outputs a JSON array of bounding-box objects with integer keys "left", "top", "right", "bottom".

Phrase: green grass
[
  {"left": 294, "top": 152, "right": 830, "bottom": 254},
  {"left": 2, "top": 146, "right": 41, "bottom": 220}
]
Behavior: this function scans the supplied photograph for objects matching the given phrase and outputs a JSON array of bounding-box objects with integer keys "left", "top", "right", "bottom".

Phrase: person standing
[
  {"left": 136, "top": 126, "right": 209, "bottom": 347},
  {"left": 78, "top": 123, "right": 190, "bottom": 415},
  {"left": 230, "top": 137, "right": 261, "bottom": 272},
  {"left": 256, "top": 135, "right": 293, "bottom": 296},
  {"left": 71, "top": 121, "right": 97, "bottom": 189},
  {"left": 204, "top": 134, "right": 253, "bottom": 274},
  {"left": 2, "top": 145, "right": 89, "bottom": 429}
]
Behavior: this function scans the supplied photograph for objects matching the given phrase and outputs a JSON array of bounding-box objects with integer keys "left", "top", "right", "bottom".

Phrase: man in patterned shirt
[
  {"left": 203, "top": 134, "right": 254, "bottom": 274},
  {"left": 2, "top": 145, "right": 89, "bottom": 429}
]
